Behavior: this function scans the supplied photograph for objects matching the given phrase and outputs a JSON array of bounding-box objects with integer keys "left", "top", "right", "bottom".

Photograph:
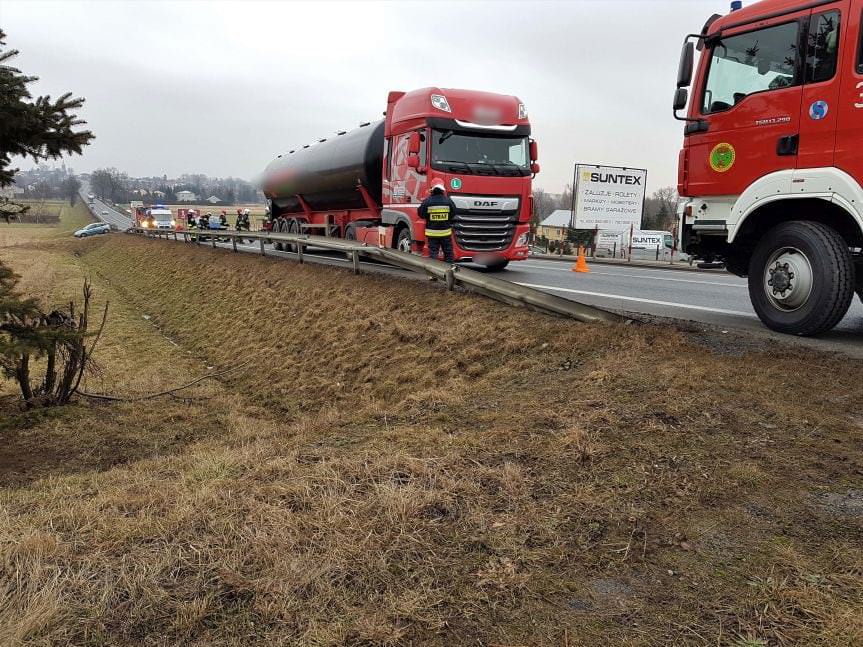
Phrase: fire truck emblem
[
  {"left": 709, "top": 143, "right": 736, "bottom": 173},
  {"left": 450, "top": 178, "right": 462, "bottom": 190},
  {"left": 808, "top": 100, "right": 828, "bottom": 120}
]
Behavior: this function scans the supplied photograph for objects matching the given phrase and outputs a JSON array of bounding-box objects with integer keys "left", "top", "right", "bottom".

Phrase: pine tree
[
  {"left": 0, "top": 28, "right": 93, "bottom": 208},
  {"left": 0, "top": 28, "right": 101, "bottom": 407}
]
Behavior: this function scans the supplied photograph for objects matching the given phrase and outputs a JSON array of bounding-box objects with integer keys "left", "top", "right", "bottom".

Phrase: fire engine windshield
[
  {"left": 701, "top": 21, "right": 800, "bottom": 114},
  {"left": 430, "top": 130, "right": 529, "bottom": 173}
]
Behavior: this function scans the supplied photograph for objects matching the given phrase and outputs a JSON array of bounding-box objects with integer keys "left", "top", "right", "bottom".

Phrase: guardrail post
[
  {"left": 259, "top": 238, "right": 266, "bottom": 256},
  {"left": 232, "top": 236, "right": 237, "bottom": 252},
  {"left": 212, "top": 235, "right": 217, "bottom": 249},
  {"left": 445, "top": 268, "right": 455, "bottom": 291},
  {"left": 182, "top": 232, "right": 188, "bottom": 244},
  {"left": 351, "top": 249, "right": 359, "bottom": 274},
  {"left": 298, "top": 239, "right": 304, "bottom": 264}
]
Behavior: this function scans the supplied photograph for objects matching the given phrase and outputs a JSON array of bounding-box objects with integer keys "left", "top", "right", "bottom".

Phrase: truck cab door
[
  {"left": 387, "top": 131, "right": 428, "bottom": 206},
  {"left": 834, "top": 4, "right": 863, "bottom": 180},
  {"left": 685, "top": 10, "right": 810, "bottom": 197},
  {"left": 798, "top": 4, "right": 847, "bottom": 169}
]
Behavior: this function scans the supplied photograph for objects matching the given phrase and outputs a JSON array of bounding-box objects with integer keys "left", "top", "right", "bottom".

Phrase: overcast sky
[{"left": 2, "top": 0, "right": 725, "bottom": 194}]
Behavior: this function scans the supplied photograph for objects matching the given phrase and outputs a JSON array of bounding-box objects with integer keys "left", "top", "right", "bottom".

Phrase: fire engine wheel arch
[{"left": 747, "top": 221, "right": 854, "bottom": 336}]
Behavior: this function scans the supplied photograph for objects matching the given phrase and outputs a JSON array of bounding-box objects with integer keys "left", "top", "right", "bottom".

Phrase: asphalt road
[{"left": 76, "top": 189, "right": 863, "bottom": 354}]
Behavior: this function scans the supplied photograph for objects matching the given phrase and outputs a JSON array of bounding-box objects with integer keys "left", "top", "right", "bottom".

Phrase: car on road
[
  {"left": 100, "top": 210, "right": 109, "bottom": 216},
  {"left": 74, "top": 222, "right": 111, "bottom": 238}
]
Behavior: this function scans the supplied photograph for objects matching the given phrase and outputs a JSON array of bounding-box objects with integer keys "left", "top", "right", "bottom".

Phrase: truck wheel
[
  {"left": 274, "top": 219, "right": 285, "bottom": 251},
  {"left": 396, "top": 228, "right": 412, "bottom": 253},
  {"left": 286, "top": 219, "right": 300, "bottom": 253},
  {"left": 748, "top": 221, "right": 853, "bottom": 336},
  {"left": 481, "top": 259, "right": 509, "bottom": 272}
]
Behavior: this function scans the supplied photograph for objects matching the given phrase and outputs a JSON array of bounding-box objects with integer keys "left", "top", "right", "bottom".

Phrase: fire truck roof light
[
  {"left": 730, "top": 1, "right": 742, "bottom": 11},
  {"left": 431, "top": 94, "right": 452, "bottom": 113},
  {"left": 518, "top": 103, "right": 527, "bottom": 119}
]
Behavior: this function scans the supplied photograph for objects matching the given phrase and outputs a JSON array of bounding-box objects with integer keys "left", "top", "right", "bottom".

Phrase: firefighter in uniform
[{"left": 419, "top": 181, "right": 456, "bottom": 263}]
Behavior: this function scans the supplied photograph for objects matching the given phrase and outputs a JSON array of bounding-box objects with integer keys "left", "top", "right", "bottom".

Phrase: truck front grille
[{"left": 451, "top": 200, "right": 520, "bottom": 252}]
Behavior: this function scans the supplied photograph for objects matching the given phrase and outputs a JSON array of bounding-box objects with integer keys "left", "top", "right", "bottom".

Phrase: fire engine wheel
[
  {"left": 396, "top": 228, "right": 412, "bottom": 253},
  {"left": 748, "top": 221, "right": 854, "bottom": 336}
]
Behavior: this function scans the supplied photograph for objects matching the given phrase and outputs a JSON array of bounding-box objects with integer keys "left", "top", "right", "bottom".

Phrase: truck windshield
[
  {"left": 701, "top": 21, "right": 800, "bottom": 114},
  {"left": 431, "top": 130, "right": 529, "bottom": 168}
]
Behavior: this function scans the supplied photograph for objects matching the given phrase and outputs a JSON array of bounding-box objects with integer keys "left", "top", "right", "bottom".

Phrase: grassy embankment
[{"left": 1, "top": 213, "right": 861, "bottom": 646}]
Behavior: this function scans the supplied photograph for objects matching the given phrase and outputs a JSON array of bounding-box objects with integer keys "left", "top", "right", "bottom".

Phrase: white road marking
[
  {"left": 513, "top": 281, "right": 756, "bottom": 317},
  {"left": 516, "top": 263, "right": 745, "bottom": 288}
]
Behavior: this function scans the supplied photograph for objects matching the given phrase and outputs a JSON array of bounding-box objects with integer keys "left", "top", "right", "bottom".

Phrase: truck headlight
[
  {"left": 516, "top": 232, "right": 529, "bottom": 247},
  {"left": 171, "top": 220, "right": 176, "bottom": 227}
]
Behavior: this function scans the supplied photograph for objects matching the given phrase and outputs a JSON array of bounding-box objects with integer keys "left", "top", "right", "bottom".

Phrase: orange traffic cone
[{"left": 571, "top": 246, "right": 590, "bottom": 273}]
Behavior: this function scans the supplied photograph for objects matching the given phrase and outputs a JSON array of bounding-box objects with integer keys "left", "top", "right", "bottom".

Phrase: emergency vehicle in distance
[
  {"left": 134, "top": 205, "right": 177, "bottom": 230},
  {"left": 261, "top": 87, "right": 539, "bottom": 271},
  {"left": 675, "top": 0, "right": 863, "bottom": 335}
]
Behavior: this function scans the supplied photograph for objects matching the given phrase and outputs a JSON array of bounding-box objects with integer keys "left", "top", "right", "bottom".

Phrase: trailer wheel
[
  {"left": 396, "top": 228, "right": 412, "bottom": 253},
  {"left": 273, "top": 219, "right": 285, "bottom": 251},
  {"left": 748, "top": 221, "right": 853, "bottom": 336},
  {"left": 286, "top": 219, "right": 301, "bottom": 253}
]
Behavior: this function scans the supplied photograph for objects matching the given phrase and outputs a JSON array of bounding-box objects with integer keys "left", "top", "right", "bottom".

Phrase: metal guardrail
[{"left": 130, "top": 227, "right": 629, "bottom": 325}]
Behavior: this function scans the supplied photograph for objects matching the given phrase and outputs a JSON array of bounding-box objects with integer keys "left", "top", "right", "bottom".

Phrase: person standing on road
[{"left": 418, "top": 181, "right": 456, "bottom": 263}]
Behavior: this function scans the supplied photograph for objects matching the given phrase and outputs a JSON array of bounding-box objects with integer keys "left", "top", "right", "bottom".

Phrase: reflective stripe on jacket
[{"left": 418, "top": 193, "right": 456, "bottom": 238}]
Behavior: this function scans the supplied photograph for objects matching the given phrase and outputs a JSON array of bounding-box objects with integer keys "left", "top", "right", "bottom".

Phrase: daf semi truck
[
  {"left": 261, "top": 87, "right": 539, "bottom": 271},
  {"left": 674, "top": 0, "right": 863, "bottom": 335}
]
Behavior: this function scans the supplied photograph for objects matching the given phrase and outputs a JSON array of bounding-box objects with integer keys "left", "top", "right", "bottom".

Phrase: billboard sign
[
  {"left": 631, "top": 232, "right": 666, "bottom": 249},
  {"left": 572, "top": 164, "right": 647, "bottom": 230}
]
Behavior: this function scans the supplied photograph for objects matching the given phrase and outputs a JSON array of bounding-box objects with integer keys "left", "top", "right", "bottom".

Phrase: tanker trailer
[{"left": 262, "top": 87, "right": 539, "bottom": 270}]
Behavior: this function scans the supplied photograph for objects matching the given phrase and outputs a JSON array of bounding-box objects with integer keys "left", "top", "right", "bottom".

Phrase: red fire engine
[
  {"left": 261, "top": 87, "right": 538, "bottom": 271},
  {"left": 676, "top": 0, "right": 863, "bottom": 334}
]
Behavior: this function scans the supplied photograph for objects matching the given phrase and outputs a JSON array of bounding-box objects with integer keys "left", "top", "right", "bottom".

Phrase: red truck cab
[
  {"left": 262, "top": 87, "right": 538, "bottom": 271},
  {"left": 675, "top": 0, "right": 863, "bottom": 334},
  {"left": 382, "top": 88, "right": 537, "bottom": 269}
]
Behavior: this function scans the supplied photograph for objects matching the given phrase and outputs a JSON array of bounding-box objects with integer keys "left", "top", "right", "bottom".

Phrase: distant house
[
  {"left": 176, "top": 190, "right": 197, "bottom": 202},
  {"left": 206, "top": 195, "right": 223, "bottom": 205},
  {"left": 153, "top": 190, "right": 166, "bottom": 198},
  {"left": 537, "top": 210, "right": 572, "bottom": 242}
]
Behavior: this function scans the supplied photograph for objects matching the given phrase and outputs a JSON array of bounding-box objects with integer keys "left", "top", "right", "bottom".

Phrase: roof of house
[{"left": 539, "top": 210, "right": 572, "bottom": 228}]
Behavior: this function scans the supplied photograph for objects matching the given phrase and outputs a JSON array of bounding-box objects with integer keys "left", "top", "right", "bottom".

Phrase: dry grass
[
  {"left": 0, "top": 200, "right": 93, "bottom": 248},
  {"left": 0, "top": 232, "right": 861, "bottom": 645}
]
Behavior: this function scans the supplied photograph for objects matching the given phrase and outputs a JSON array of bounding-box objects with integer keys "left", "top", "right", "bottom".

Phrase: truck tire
[
  {"left": 286, "top": 219, "right": 300, "bottom": 253},
  {"left": 273, "top": 219, "right": 285, "bottom": 251},
  {"left": 747, "top": 221, "right": 853, "bottom": 336},
  {"left": 481, "top": 259, "right": 509, "bottom": 272},
  {"left": 396, "top": 228, "right": 412, "bottom": 253}
]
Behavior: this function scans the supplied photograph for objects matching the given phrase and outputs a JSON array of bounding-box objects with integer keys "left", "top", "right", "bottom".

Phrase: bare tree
[{"left": 1, "top": 264, "right": 107, "bottom": 408}]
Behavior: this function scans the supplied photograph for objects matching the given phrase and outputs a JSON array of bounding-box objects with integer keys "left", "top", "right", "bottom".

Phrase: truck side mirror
[
  {"left": 408, "top": 132, "right": 421, "bottom": 155},
  {"left": 677, "top": 41, "right": 694, "bottom": 88},
  {"left": 530, "top": 162, "right": 540, "bottom": 175},
  {"left": 673, "top": 87, "right": 689, "bottom": 112},
  {"left": 408, "top": 153, "right": 420, "bottom": 169},
  {"left": 529, "top": 140, "right": 538, "bottom": 162}
]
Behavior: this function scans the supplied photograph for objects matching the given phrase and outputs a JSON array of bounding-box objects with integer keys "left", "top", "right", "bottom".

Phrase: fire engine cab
[{"left": 675, "top": 0, "right": 863, "bottom": 335}]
